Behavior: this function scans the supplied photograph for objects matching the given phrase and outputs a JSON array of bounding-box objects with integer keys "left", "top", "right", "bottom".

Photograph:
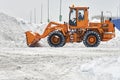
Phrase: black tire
[
  {"left": 47, "top": 31, "right": 65, "bottom": 47},
  {"left": 83, "top": 31, "right": 101, "bottom": 47}
]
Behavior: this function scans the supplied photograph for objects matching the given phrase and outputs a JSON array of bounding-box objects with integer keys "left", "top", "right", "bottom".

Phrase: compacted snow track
[{"left": 0, "top": 48, "right": 120, "bottom": 80}]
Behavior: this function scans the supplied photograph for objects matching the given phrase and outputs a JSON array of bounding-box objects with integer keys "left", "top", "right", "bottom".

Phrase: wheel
[
  {"left": 47, "top": 31, "right": 65, "bottom": 47},
  {"left": 83, "top": 31, "right": 101, "bottom": 47}
]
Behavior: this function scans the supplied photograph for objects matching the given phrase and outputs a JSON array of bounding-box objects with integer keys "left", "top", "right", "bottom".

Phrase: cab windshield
[{"left": 69, "top": 9, "right": 76, "bottom": 26}]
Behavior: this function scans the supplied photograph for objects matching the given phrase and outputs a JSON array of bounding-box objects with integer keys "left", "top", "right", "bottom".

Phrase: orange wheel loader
[{"left": 25, "top": 5, "right": 115, "bottom": 47}]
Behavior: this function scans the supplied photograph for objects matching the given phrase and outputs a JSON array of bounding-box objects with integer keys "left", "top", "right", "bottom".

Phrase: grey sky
[{"left": 0, "top": 0, "right": 120, "bottom": 23}]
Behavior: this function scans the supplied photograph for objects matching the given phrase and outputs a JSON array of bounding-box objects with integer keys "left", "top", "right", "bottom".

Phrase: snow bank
[
  {"left": 0, "top": 13, "right": 119, "bottom": 48},
  {"left": 0, "top": 13, "right": 26, "bottom": 48},
  {"left": 0, "top": 13, "right": 49, "bottom": 48}
]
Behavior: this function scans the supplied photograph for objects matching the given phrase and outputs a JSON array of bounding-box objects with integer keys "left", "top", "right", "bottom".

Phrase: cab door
[{"left": 77, "top": 9, "right": 88, "bottom": 28}]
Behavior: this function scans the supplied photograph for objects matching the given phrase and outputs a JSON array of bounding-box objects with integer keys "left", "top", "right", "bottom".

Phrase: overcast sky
[{"left": 0, "top": 0, "right": 120, "bottom": 23}]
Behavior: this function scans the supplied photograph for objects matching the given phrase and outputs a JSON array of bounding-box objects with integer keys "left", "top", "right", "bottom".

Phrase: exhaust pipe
[{"left": 101, "top": 11, "right": 104, "bottom": 24}]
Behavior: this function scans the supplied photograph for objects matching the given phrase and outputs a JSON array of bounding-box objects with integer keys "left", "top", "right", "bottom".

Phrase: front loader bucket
[{"left": 25, "top": 31, "right": 41, "bottom": 47}]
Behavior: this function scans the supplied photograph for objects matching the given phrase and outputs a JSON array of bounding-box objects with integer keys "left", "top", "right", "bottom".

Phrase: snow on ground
[{"left": 0, "top": 48, "right": 120, "bottom": 80}]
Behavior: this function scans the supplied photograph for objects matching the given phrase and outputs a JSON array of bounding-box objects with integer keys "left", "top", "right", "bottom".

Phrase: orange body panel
[
  {"left": 88, "top": 20, "right": 115, "bottom": 41},
  {"left": 102, "top": 20, "right": 115, "bottom": 41}
]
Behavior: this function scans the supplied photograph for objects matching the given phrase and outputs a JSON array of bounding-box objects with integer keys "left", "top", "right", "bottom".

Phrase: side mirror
[{"left": 109, "top": 18, "right": 112, "bottom": 21}]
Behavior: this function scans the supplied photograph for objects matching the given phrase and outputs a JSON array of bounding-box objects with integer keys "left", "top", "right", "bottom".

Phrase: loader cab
[{"left": 69, "top": 6, "right": 89, "bottom": 29}]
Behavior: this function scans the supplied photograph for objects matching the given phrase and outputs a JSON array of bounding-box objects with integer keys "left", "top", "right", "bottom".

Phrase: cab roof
[
  {"left": 70, "top": 6, "right": 89, "bottom": 10},
  {"left": 69, "top": 5, "right": 89, "bottom": 10}
]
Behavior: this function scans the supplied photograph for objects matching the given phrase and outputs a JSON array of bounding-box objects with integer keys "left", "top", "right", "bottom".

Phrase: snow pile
[
  {"left": 0, "top": 13, "right": 48, "bottom": 48},
  {"left": 0, "top": 13, "right": 26, "bottom": 47},
  {"left": 91, "top": 18, "right": 100, "bottom": 23},
  {"left": 17, "top": 18, "right": 47, "bottom": 33},
  {"left": 17, "top": 18, "right": 33, "bottom": 31}
]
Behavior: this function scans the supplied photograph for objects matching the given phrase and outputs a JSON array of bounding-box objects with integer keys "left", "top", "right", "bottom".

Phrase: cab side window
[{"left": 78, "top": 10, "right": 84, "bottom": 20}]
